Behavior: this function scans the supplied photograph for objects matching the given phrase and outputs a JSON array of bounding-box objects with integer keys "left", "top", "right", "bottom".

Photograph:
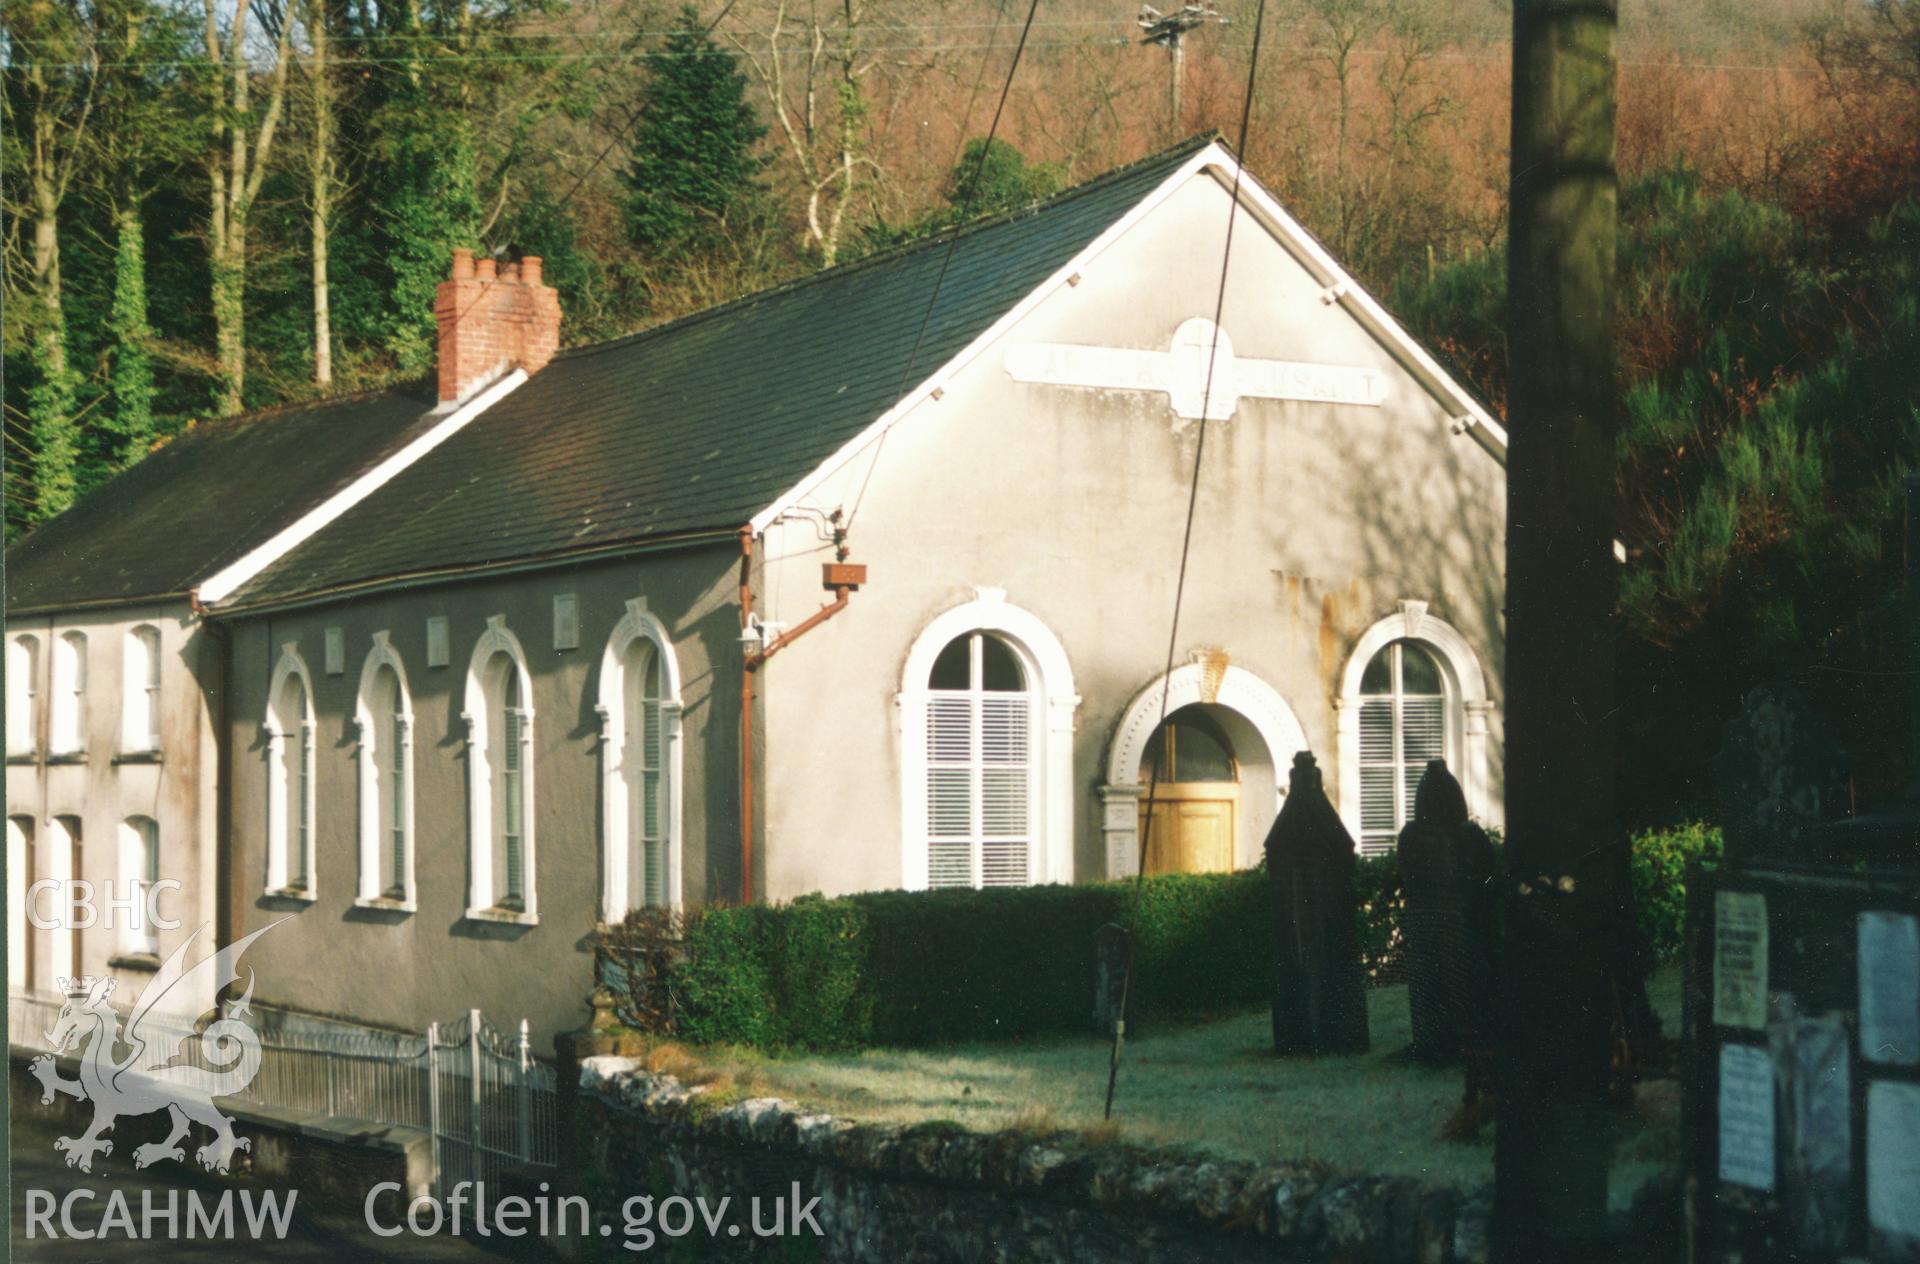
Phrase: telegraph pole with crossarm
[{"left": 1137, "top": 4, "right": 1228, "bottom": 137}]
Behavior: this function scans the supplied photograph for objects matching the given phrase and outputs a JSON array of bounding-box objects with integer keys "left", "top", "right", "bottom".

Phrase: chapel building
[{"left": 6, "top": 137, "right": 1505, "bottom": 1045}]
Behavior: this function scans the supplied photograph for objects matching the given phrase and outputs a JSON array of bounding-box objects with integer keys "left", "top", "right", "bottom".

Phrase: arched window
[
  {"left": 118, "top": 816, "right": 160, "bottom": 956},
  {"left": 355, "top": 634, "right": 415, "bottom": 908},
  {"left": 899, "top": 594, "right": 1077, "bottom": 890},
  {"left": 598, "top": 600, "right": 683, "bottom": 922},
  {"left": 1337, "top": 606, "right": 1496, "bottom": 853},
  {"left": 464, "top": 617, "right": 536, "bottom": 922},
  {"left": 1355, "top": 640, "right": 1448, "bottom": 854},
  {"left": 51, "top": 815, "right": 82, "bottom": 980},
  {"left": 922, "top": 631, "right": 1037, "bottom": 888},
  {"left": 266, "top": 644, "right": 317, "bottom": 898},
  {"left": 123, "top": 625, "right": 161, "bottom": 752},
  {"left": 50, "top": 632, "right": 87, "bottom": 754},
  {"left": 8, "top": 635, "right": 40, "bottom": 755},
  {"left": 9, "top": 816, "right": 33, "bottom": 990}
]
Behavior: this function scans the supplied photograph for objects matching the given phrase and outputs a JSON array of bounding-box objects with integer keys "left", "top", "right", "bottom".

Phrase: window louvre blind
[
  {"left": 1356, "top": 642, "right": 1453, "bottom": 854},
  {"left": 503, "top": 705, "right": 524, "bottom": 902},
  {"left": 640, "top": 678, "right": 664, "bottom": 908},
  {"left": 390, "top": 712, "right": 407, "bottom": 895},
  {"left": 293, "top": 723, "right": 312, "bottom": 887},
  {"left": 922, "top": 634, "right": 1033, "bottom": 889}
]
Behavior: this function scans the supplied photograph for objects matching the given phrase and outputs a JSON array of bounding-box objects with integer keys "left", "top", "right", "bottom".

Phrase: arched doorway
[
  {"left": 1137, "top": 705, "right": 1240, "bottom": 873},
  {"left": 1102, "top": 662, "right": 1307, "bottom": 878}
]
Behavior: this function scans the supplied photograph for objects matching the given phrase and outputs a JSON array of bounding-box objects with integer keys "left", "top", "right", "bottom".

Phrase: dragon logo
[{"left": 29, "top": 921, "right": 280, "bottom": 1174}]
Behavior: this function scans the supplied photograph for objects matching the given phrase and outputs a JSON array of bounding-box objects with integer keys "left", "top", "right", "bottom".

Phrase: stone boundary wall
[{"left": 574, "top": 1056, "right": 1493, "bottom": 1263}]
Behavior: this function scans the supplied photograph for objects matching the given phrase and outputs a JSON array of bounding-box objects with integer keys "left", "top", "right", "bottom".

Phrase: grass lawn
[{"left": 662, "top": 966, "right": 1684, "bottom": 1206}]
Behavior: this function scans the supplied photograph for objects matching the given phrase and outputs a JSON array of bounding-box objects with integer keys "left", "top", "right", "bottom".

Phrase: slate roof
[
  {"left": 220, "top": 136, "right": 1217, "bottom": 610},
  {"left": 5, "top": 382, "right": 442, "bottom": 615}
]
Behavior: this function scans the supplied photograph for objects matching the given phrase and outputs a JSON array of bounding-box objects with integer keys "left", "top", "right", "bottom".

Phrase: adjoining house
[
  {"left": 3, "top": 370, "right": 524, "bottom": 1012},
  {"left": 8, "top": 137, "right": 1507, "bottom": 1048}
]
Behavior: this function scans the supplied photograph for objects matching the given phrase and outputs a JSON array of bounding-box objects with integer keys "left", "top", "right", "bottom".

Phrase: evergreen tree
[
  {"left": 623, "top": 8, "right": 768, "bottom": 259},
  {"left": 942, "top": 138, "right": 1063, "bottom": 221},
  {"left": 107, "top": 210, "right": 156, "bottom": 461},
  {"left": 378, "top": 127, "right": 480, "bottom": 376}
]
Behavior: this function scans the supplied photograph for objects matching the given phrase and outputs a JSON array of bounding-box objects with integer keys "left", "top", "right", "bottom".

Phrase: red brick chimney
[{"left": 434, "top": 248, "right": 562, "bottom": 405}]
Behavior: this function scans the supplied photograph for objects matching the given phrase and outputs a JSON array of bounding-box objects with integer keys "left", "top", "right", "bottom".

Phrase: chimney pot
[{"left": 435, "top": 248, "right": 562, "bottom": 405}]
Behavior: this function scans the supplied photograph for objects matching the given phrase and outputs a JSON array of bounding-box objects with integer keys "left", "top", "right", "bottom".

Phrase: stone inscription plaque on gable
[{"left": 1005, "top": 317, "right": 1389, "bottom": 421}]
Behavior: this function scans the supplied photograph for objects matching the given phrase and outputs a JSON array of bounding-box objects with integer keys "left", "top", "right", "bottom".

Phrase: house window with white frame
[
  {"left": 597, "top": 602, "right": 682, "bottom": 923},
  {"left": 8, "top": 635, "right": 40, "bottom": 755},
  {"left": 1356, "top": 639, "right": 1451, "bottom": 855},
  {"left": 123, "top": 625, "right": 161, "bottom": 752},
  {"left": 465, "top": 623, "right": 535, "bottom": 921},
  {"left": 922, "top": 631, "right": 1036, "bottom": 889},
  {"left": 9, "top": 816, "right": 34, "bottom": 989},
  {"left": 266, "top": 649, "right": 317, "bottom": 896},
  {"left": 119, "top": 816, "right": 161, "bottom": 956},
  {"left": 356, "top": 645, "right": 414, "bottom": 907},
  {"left": 50, "top": 631, "right": 87, "bottom": 755}
]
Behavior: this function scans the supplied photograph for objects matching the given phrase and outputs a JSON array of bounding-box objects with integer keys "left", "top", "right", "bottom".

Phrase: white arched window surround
[
  {"left": 10, "top": 816, "right": 33, "bottom": 989},
  {"left": 9, "top": 634, "right": 42, "bottom": 755},
  {"left": 123, "top": 625, "right": 162, "bottom": 753},
  {"left": 596, "top": 598, "right": 684, "bottom": 923},
  {"left": 353, "top": 632, "right": 417, "bottom": 911},
  {"left": 898, "top": 590, "right": 1079, "bottom": 890},
  {"left": 462, "top": 615, "right": 537, "bottom": 925},
  {"left": 50, "top": 631, "right": 87, "bottom": 755},
  {"left": 1100, "top": 662, "right": 1310, "bottom": 878},
  {"left": 265, "top": 643, "right": 318, "bottom": 901},
  {"left": 1334, "top": 602, "right": 1495, "bottom": 840}
]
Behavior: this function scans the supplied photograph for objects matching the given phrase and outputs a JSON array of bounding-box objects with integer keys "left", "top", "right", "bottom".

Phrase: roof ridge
[
  {"left": 550, "top": 133, "right": 1223, "bottom": 368},
  {"left": 168, "top": 377, "right": 436, "bottom": 439}
]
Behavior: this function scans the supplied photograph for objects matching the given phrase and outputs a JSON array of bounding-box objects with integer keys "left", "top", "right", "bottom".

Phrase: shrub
[
  {"left": 625, "top": 830, "right": 1711, "bottom": 1051},
  {"left": 1630, "top": 822, "right": 1723, "bottom": 959}
]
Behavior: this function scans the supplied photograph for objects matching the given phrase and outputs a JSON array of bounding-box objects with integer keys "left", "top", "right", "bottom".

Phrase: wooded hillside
[{"left": 5, "top": 0, "right": 1916, "bottom": 816}]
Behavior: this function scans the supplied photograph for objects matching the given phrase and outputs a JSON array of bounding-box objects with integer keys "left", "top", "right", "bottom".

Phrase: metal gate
[{"left": 426, "top": 1008, "right": 559, "bottom": 1200}]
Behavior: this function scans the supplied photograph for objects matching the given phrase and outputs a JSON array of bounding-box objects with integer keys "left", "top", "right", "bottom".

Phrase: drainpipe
[
  {"left": 194, "top": 596, "right": 237, "bottom": 951},
  {"left": 736, "top": 523, "right": 866, "bottom": 904},
  {"left": 738, "top": 530, "right": 756, "bottom": 904}
]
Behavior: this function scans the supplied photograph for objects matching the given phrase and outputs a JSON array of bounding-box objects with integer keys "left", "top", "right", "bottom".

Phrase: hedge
[
  {"left": 1629, "top": 821, "right": 1722, "bottom": 959},
  {"left": 648, "top": 825, "right": 1717, "bottom": 1052}
]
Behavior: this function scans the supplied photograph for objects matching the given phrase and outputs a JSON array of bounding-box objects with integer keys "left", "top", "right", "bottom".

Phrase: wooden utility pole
[
  {"left": 1495, "top": 0, "right": 1622, "bottom": 1260},
  {"left": 1137, "top": 4, "right": 1226, "bottom": 137}
]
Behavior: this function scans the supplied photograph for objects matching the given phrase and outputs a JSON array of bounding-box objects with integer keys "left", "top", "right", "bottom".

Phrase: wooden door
[{"left": 1139, "top": 787, "right": 1236, "bottom": 874}]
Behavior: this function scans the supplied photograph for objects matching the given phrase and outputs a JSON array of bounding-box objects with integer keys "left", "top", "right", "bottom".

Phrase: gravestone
[
  {"left": 1091, "top": 923, "right": 1133, "bottom": 1036},
  {"left": 1712, "top": 682, "right": 1848, "bottom": 866},
  {"left": 1264, "top": 751, "right": 1369, "bottom": 1056},
  {"left": 1398, "top": 760, "right": 1497, "bottom": 1064}
]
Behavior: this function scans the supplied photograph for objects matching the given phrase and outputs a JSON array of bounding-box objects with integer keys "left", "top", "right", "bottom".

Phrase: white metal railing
[
  {"left": 9, "top": 989, "right": 555, "bottom": 1194},
  {"left": 426, "top": 1009, "right": 560, "bottom": 1197}
]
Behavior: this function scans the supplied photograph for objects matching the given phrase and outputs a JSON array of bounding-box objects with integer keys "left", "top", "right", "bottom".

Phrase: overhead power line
[{"left": 1104, "top": 0, "right": 1269, "bottom": 1124}]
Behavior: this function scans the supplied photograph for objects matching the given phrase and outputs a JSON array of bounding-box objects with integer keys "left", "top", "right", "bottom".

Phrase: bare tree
[
  {"left": 204, "top": 0, "right": 294, "bottom": 413},
  {"left": 727, "top": 0, "right": 882, "bottom": 265},
  {"left": 295, "top": 0, "right": 338, "bottom": 386}
]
